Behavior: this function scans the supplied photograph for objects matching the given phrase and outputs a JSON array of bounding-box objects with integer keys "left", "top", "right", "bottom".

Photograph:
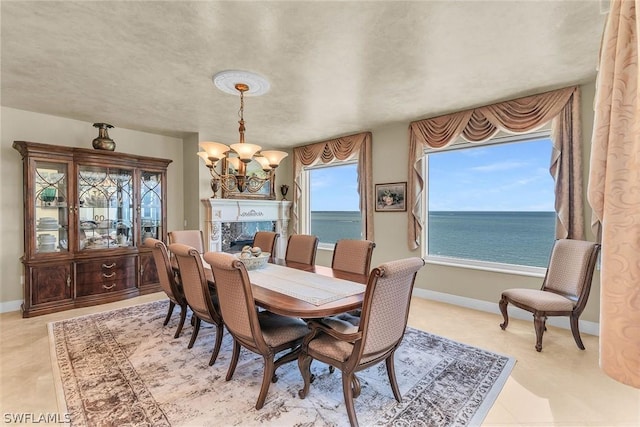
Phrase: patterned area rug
[{"left": 48, "top": 300, "right": 515, "bottom": 426}]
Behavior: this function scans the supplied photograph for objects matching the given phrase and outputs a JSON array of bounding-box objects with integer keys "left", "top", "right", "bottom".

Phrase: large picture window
[
  {"left": 306, "top": 162, "right": 362, "bottom": 245},
  {"left": 425, "top": 131, "right": 555, "bottom": 270}
]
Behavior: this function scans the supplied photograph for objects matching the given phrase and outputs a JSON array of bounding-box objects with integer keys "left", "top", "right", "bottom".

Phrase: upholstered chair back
[
  {"left": 144, "top": 238, "right": 177, "bottom": 301},
  {"left": 169, "top": 243, "right": 219, "bottom": 324},
  {"left": 285, "top": 234, "right": 319, "bottom": 265},
  {"left": 204, "top": 251, "right": 262, "bottom": 346},
  {"left": 252, "top": 231, "right": 279, "bottom": 258},
  {"left": 168, "top": 230, "right": 205, "bottom": 253},
  {"left": 359, "top": 257, "right": 425, "bottom": 359},
  {"left": 331, "top": 239, "right": 376, "bottom": 276},
  {"left": 543, "top": 239, "right": 599, "bottom": 302}
]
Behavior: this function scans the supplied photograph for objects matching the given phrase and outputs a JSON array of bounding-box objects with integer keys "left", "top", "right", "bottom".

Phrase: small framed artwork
[{"left": 375, "top": 182, "right": 407, "bottom": 212}]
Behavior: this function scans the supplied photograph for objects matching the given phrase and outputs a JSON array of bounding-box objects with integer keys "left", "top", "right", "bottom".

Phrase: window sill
[{"left": 424, "top": 255, "right": 546, "bottom": 278}]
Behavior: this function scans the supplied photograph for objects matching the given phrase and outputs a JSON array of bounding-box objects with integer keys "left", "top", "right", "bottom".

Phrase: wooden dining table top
[{"left": 204, "top": 257, "right": 368, "bottom": 318}]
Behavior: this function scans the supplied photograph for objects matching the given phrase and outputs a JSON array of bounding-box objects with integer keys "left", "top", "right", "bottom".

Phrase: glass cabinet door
[
  {"left": 140, "top": 171, "right": 164, "bottom": 244},
  {"left": 34, "top": 161, "right": 69, "bottom": 254},
  {"left": 77, "top": 166, "right": 134, "bottom": 250}
]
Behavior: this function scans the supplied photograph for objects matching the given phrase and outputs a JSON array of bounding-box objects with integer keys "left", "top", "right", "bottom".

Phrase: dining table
[{"left": 202, "top": 256, "right": 368, "bottom": 319}]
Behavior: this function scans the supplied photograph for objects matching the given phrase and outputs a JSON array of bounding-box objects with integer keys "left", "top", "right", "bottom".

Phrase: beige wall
[
  {"left": 1, "top": 81, "right": 600, "bottom": 325},
  {"left": 0, "top": 107, "right": 184, "bottom": 306}
]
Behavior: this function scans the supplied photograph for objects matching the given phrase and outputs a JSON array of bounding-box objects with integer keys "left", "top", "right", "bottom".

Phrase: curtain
[
  {"left": 408, "top": 86, "right": 584, "bottom": 250},
  {"left": 588, "top": 0, "right": 640, "bottom": 388},
  {"left": 292, "top": 132, "right": 374, "bottom": 241}
]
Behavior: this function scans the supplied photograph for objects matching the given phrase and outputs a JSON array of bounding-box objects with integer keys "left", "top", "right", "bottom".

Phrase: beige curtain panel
[
  {"left": 292, "top": 132, "right": 374, "bottom": 241},
  {"left": 588, "top": 0, "right": 640, "bottom": 389},
  {"left": 408, "top": 86, "right": 584, "bottom": 250}
]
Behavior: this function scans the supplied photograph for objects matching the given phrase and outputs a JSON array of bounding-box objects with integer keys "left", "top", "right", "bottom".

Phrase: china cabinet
[{"left": 13, "top": 141, "right": 172, "bottom": 317}]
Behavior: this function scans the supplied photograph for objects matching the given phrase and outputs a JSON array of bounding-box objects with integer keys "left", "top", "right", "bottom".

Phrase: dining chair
[
  {"left": 143, "top": 238, "right": 189, "bottom": 338},
  {"left": 298, "top": 257, "right": 425, "bottom": 427},
  {"left": 326, "top": 239, "right": 376, "bottom": 331},
  {"left": 331, "top": 239, "right": 376, "bottom": 275},
  {"left": 252, "top": 231, "right": 279, "bottom": 258},
  {"left": 499, "top": 239, "right": 601, "bottom": 352},
  {"left": 203, "top": 251, "right": 309, "bottom": 410},
  {"left": 168, "top": 230, "right": 206, "bottom": 253},
  {"left": 285, "top": 234, "right": 319, "bottom": 265},
  {"left": 169, "top": 243, "right": 224, "bottom": 366}
]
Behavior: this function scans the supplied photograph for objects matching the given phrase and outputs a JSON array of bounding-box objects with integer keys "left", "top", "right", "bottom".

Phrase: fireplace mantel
[{"left": 201, "top": 199, "right": 292, "bottom": 256}]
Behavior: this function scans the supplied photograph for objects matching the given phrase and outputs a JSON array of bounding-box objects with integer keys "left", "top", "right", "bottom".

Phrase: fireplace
[{"left": 202, "top": 199, "right": 292, "bottom": 257}]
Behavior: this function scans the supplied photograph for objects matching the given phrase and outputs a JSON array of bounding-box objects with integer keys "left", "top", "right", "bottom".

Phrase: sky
[
  {"left": 310, "top": 164, "right": 360, "bottom": 211},
  {"left": 428, "top": 138, "right": 555, "bottom": 211},
  {"left": 309, "top": 137, "right": 554, "bottom": 212}
]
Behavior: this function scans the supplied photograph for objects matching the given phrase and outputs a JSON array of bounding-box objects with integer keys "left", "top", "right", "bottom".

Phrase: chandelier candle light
[{"left": 198, "top": 71, "right": 288, "bottom": 197}]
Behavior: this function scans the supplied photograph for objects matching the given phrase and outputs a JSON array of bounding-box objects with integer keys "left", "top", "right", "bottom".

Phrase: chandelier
[{"left": 198, "top": 74, "right": 288, "bottom": 197}]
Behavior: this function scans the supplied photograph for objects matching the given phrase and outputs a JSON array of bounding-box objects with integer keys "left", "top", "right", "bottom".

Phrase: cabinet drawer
[
  {"left": 76, "top": 278, "right": 135, "bottom": 297},
  {"left": 76, "top": 257, "right": 135, "bottom": 274}
]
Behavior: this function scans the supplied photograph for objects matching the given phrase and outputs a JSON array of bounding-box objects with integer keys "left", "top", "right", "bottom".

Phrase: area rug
[{"left": 48, "top": 300, "right": 515, "bottom": 426}]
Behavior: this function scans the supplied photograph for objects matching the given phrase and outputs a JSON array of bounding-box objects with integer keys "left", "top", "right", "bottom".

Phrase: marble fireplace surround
[{"left": 202, "top": 199, "right": 292, "bottom": 257}]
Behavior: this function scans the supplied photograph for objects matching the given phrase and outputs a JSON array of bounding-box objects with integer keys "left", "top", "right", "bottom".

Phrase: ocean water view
[
  {"left": 311, "top": 210, "right": 556, "bottom": 268},
  {"left": 428, "top": 211, "right": 556, "bottom": 268},
  {"left": 311, "top": 211, "right": 362, "bottom": 244}
]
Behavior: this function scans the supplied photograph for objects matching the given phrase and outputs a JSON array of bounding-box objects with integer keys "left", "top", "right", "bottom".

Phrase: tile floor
[{"left": 1, "top": 293, "right": 638, "bottom": 426}]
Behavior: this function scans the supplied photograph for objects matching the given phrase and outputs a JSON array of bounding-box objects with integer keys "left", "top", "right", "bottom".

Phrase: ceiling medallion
[{"left": 212, "top": 70, "right": 270, "bottom": 96}]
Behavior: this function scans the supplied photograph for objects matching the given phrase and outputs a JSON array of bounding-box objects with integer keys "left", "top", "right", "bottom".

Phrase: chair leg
[
  {"left": 533, "top": 313, "right": 547, "bottom": 352},
  {"left": 164, "top": 301, "right": 176, "bottom": 326},
  {"left": 174, "top": 305, "right": 187, "bottom": 338},
  {"left": 297, "top": 353, "right": 313, "bottom": 399},
  {"left": 226, "top": 340, "right": 241, "bottom": 381},
  {"left": 342, "top": 372, "right": 359, "bottom": 427},
  {"left": 570, "top": 314, "right": 585, "bottom": 350},
  {"left": 188, "top": 317, "right": 201, "bottom": 349},
  {"left": 385, "top": 353, "right": 402, "bottom": 403},
  {"left": 255, "top": 355, "right": 276, "bottom": 410},
  {"left": 208, "top": 324, "right": 224, "bottom": 366},
  {"left": 499, "top": 296, "right": 509, "bottom": 330}
]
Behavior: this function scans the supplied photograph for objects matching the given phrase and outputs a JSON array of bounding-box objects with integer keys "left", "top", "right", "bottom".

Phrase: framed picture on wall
[{"left": 375, "top": 182, "right": 407, "bottom": 212}]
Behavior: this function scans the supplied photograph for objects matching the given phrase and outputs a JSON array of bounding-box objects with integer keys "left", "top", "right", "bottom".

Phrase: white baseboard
[
  {"left": 0, "top": 299, "right": 23, "bottom": 314},
  {"left": 412, "top": 288, "right": 600, "bottom": 337}
]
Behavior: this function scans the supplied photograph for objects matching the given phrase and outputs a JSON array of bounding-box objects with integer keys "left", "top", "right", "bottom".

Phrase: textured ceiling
[{"left": 1, "top": 1, "right": 606, "bottom": 149}]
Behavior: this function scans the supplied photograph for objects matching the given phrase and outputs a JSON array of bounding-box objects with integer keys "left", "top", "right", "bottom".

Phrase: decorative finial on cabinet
[{"left": 92, "top": 123, "right": 116, "bottom": 151}]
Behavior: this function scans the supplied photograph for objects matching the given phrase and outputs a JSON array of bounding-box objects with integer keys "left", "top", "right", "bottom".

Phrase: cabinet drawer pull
[
  {"left": 102, "top": 263, "right": 116, "bottom": 269},
  {"left": 102, "top": 272, "right": 116, "bottom": 278},
  {"left": 66, "top": 274, "right": 71, "bottom": 288},
  {"left": 102, "top": 283, "right": 116, "bottom": 290}
]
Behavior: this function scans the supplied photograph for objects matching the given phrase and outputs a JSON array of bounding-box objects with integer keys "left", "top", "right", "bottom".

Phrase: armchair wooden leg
[
  {"left": 164, "top": 301, "right": 175, "bottom": 326},
  {"left": 298, "top": 353, "right": 313, "bottom": 399},
  {"left": 385, "top": 353, "right": 402, "bottom": 403},
  {"left": 226, "top": 340, "right": 241, "bottom": 381},
  {"left": 499, "top": 296, "right": 509, "bottom": 330},
  {"left": 255, "top": 356, "right": 276, "bottom": 410},
  {"left": 188, "top": 317, "right": 201, "bottom": 349},
  {"left": 533, "top": 313, "right": 546, "bottom": 352},
  {"left": 208, "top": 324, "right": 224, "bottom": 366},
  {"left": 342, "top": 372, "right": 359, "bottom": 427},
  {"left": 174, "top": 305, "right": 187, "bottom": 338},
  {"left": 570, "top": 314, "right": 585, "bottom": 350}
]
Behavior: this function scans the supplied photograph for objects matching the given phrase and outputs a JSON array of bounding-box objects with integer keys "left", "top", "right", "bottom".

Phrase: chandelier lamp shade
[{"left": 198, "top": 72, "right": 288, "bottom": 197}]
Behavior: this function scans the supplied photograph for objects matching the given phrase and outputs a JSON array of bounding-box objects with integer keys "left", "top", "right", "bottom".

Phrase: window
[
  {"left": 305, "top": 162, "right": 362, "bottom": 245},
  {"left": 425, "top": 131, "right": 555, "bottom": 271}
]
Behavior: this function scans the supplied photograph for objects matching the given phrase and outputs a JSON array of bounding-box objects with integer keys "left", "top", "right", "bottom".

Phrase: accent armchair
[{"left": 499, "top": 239, "right": 600, "bottom": 352}]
